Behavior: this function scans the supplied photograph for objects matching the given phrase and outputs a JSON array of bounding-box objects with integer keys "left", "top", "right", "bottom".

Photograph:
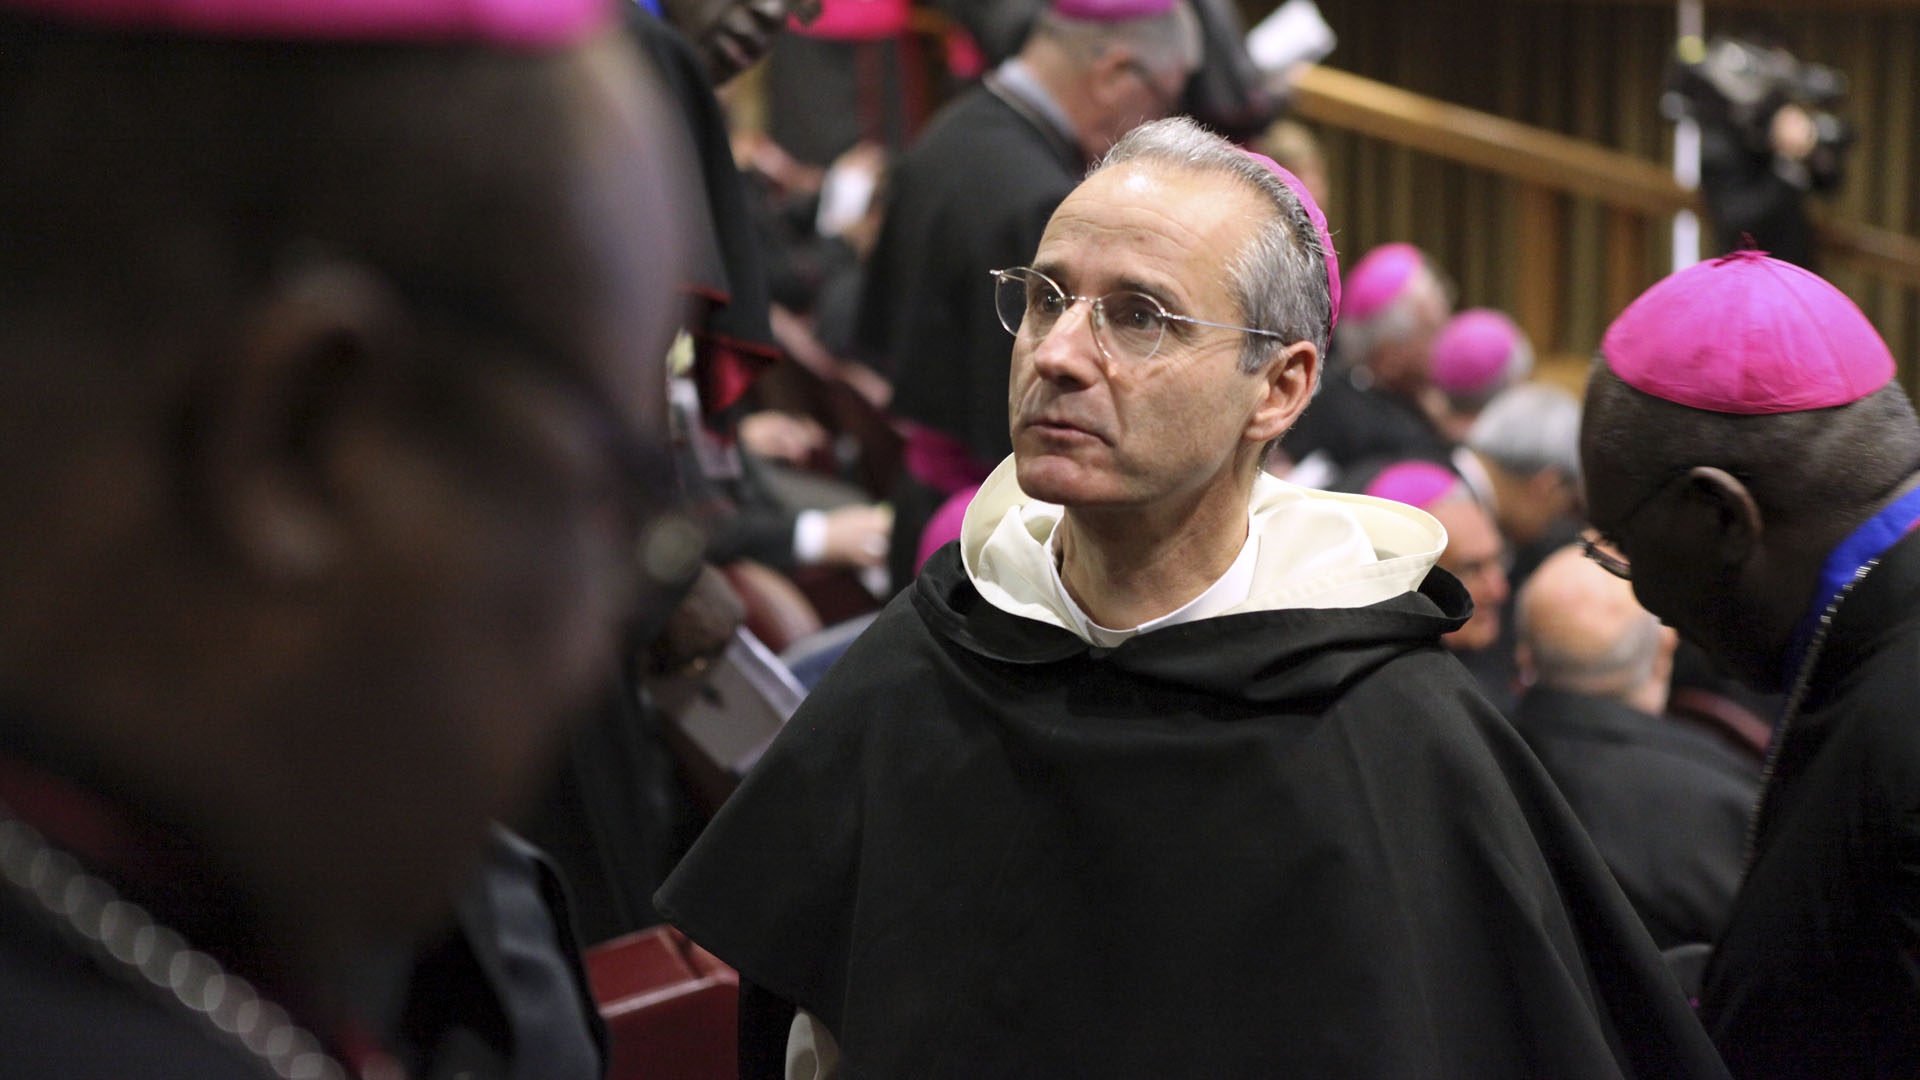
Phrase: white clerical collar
[{"left": 1043, "top": 514, "right": 1260, "bottom": 647}]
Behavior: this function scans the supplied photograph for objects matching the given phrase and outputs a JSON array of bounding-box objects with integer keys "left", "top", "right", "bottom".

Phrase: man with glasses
[
  {"left": 854, "top": 0, "right": 1200, "bottom": 591},
  {"left": 661, "top": 117, "right": 1726, "bottom": 1077},
  {"left": 1580, "top": 251, "right": 1920, "bottom": 1078}
]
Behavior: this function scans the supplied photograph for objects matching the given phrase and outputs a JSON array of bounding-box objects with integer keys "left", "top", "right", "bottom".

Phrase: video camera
[{"left": 1664, "top": 35, "right": 1852, "bottom": 167}]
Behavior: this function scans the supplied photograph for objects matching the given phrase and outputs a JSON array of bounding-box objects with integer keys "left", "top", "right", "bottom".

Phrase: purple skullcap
[
  {"left": 0, "top": 0, "right": 610, "bottom": 46},
  {"left": 1364, "top": 460, "right": 1462, "bottom": 511},
  {"left": 1602, "top": 251, "right": 1894, "bottom": 415},
  {"left": 1239, "top": 148, "right": 1341, "bottom": 331},
  {"left": 1432, "top": 309, "right": 1530, "bottom": 399},
  {"left": 1051, "top": 0, "right": 1177, "bottom": 20},
  {"left": 1343, "top": 242, "right": 1424, "bottom": 322}
]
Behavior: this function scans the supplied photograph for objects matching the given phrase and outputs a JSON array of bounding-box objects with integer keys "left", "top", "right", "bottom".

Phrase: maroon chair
[{"left": 587, "top": 925, "right": 740, "bottom": 1080}]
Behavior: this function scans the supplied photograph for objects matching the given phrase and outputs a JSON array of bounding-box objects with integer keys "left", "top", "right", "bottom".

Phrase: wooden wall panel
[{"left": 1278, "top": 0, "right": 1918, "bottom": 367}]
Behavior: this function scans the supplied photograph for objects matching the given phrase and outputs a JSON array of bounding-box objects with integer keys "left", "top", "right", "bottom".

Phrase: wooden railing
[{"left": 1286, "top": 63, "right": 1920, "bottom": 357}]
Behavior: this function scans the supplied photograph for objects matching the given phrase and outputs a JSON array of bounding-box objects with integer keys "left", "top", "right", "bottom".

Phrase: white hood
[{"left": 959, "top": 455, "right": 1449, "bottom": 637}]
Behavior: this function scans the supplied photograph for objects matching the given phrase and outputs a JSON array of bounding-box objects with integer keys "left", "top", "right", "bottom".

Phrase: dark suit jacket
[{"left": 1513, "top": 686, "right": 1758, "bottom": 950}]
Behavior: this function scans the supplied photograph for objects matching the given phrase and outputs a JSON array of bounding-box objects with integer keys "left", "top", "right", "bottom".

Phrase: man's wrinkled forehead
[{"left": 1036, "top": 164, "right": 1242, "bottom": 299}]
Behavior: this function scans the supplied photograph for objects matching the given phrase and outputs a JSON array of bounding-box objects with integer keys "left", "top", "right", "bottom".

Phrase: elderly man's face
[
  {"left": 1009, "top": 163, "right": 1280, "bottom": 515},
  {"left": 1430, "top": 495, "right": 1509, "bottom": 652}
]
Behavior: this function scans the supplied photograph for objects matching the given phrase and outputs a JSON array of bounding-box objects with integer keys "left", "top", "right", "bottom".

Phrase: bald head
[{"left": 1518, "top": 545, "right": 1670, "bottom": 710}]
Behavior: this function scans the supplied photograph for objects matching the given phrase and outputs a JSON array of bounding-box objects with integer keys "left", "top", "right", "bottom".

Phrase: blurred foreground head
[{"left": 0, "top": 0, "right": 693, "bottom": 978}]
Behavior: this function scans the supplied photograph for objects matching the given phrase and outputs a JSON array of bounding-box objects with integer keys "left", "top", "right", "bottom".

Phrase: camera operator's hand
[{"left": 1770, "top": 104, "right": 1819, "bottom": 162}]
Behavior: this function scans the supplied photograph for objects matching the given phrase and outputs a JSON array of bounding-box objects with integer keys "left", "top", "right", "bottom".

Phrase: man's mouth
[{"left": 1024, "top": 416, "right": 1102, "bottom": 442}]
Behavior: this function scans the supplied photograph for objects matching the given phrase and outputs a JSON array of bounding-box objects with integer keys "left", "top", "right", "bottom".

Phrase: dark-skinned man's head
[
  {"left": 0, "top": 3, "right": 692, "bottom": 982},
  {"left": 1580, "top": 253, "right": 1920, "bottom": 693}
]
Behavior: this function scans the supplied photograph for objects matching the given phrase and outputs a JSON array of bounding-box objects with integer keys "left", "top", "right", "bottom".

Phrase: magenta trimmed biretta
[
  {"left": 1051, "top": 0, "right": 1177, "bottom": 20},
  {"left": 1364, "top": 461, "right": 1462, "bottom": 511},
  {"left": 1602, "top": 251, "right": 1894, "bottom": 415},
  {"left": 1343, "top": 242, "right": 1424, "bottom": 322},
  {"left": 1432, "top": 309, "right": 1528, "bottom": 397},
  {"left": 0, "top": 0, "right": 610, "bottom": 46},
  {"left": 1239, "top": 148, "right": 1341, "bottom": 331}
]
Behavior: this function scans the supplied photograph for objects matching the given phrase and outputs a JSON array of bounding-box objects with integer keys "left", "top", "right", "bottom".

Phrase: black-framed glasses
[
  {"left": 1579, "top": 532, "right": 1632, "bottom": 581},
  {"left": 1579, "top": 473, "right": 1684, "bottom": 581},
  {"left": 990, "top": 265, "right": 1289, "bottom": 365}
]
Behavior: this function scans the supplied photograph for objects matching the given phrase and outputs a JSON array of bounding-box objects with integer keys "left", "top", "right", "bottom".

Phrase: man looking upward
[
  {"left": 855, "top": 0, "right": 1200, "bottom": 589},
  {"left": 660, "top": 118, "right": 1726, "bottom": 1077}
]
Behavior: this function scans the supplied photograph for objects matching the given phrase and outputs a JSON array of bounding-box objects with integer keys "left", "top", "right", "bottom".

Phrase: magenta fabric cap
[
  {"left": 0, "top": 0, "right": 610, "bottom": 46},
  {"left": 915, "top": 484, "right": 981, "bottom": 573},
  {"left": 1343, "top": 243, "right": 1423, "bottom": 322},
  {"left": 1432, "top": 309, "right": 1528, "bottom": 397},
  {"left": 1602, "top": 251, "right": 1895, "bottom": 415},
  {"left": 1364, "top": 460, "right": 1461, "bottom": 511},
  {"left": 1052, "top": 0, "right": 1177, "bottom": 19},
  {"left": 1239, "top": 148, "right": 1341, "bottom": 331},
  {"left": 793, "top": 0, "right": 910, "bottom": 40}
]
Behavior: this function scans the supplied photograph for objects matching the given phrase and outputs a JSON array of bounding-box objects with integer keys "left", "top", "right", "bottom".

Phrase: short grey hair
[
  {"left": 1467, "top": 383, "right": 1582, "bottom": 482},
  {"left": 1034, "top": 2, "right": 1202, "bottom": 79},
  {"left": 1091, "top": 116, "right": 1333, "bottom": 377}
]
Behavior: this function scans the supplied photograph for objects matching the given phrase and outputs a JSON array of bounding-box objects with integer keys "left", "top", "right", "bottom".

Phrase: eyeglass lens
[{"left": 993, "top": 268, "right": 1170, "bottom": 361}]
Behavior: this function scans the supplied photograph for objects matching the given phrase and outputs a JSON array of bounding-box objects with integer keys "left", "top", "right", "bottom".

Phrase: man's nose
[{"left": 1028, "top": 298, "right": 1103, "bottom": 383}]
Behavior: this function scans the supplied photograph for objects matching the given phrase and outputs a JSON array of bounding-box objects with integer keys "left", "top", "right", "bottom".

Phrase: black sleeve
[{"left": 737, "top": 979, "right": 798, "bottom": 1080}]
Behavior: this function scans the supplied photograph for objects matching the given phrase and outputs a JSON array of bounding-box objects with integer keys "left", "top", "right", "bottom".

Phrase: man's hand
[
  {"left": 820, "top": 505, "right": 893, "bottom": 569},
  {"left": 1770, "top": 104, "right": 1819, "bottom": 162},
  {"left": 739, "top": 410, "right": 829, "bottom": 465}
]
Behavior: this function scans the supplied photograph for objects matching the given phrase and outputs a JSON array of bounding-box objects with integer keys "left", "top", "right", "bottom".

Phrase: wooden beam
[
  {"left": 1817, "top": 214, "right": 1920, "bottom": 292},
  {"left": 1288, "top": 65, "right": 1700, "bottom": 219}
]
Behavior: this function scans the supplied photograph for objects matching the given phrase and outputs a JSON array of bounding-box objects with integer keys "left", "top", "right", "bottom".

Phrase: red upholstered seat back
[{"left": 586, "top": 925, "right": 740, "bottom": 1080}]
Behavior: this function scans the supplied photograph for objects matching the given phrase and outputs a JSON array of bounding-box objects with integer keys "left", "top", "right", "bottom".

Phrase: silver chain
[
  {"left": 1742, "top": 557, "right": 1880, "bottom": 865},
  {"left": 0, "top": 805, "right": 362, "bottom": 1080}
]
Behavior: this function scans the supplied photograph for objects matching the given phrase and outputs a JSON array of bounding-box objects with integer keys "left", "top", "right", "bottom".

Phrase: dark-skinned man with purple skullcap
[{"left": 1582, "top": 250, "right": 1920, "bottom": 1077}]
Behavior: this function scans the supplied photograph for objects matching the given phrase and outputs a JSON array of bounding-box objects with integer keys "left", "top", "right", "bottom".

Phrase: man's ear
[
  {"left": 184, "top": 262, "right": 411, "bottom": 585},
  {"left": 1245, "top": 340, "right": 1319, "bottom": 445},
  {"left": 1683, "top": 465, "right": 1762, "bottom": 570}
]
